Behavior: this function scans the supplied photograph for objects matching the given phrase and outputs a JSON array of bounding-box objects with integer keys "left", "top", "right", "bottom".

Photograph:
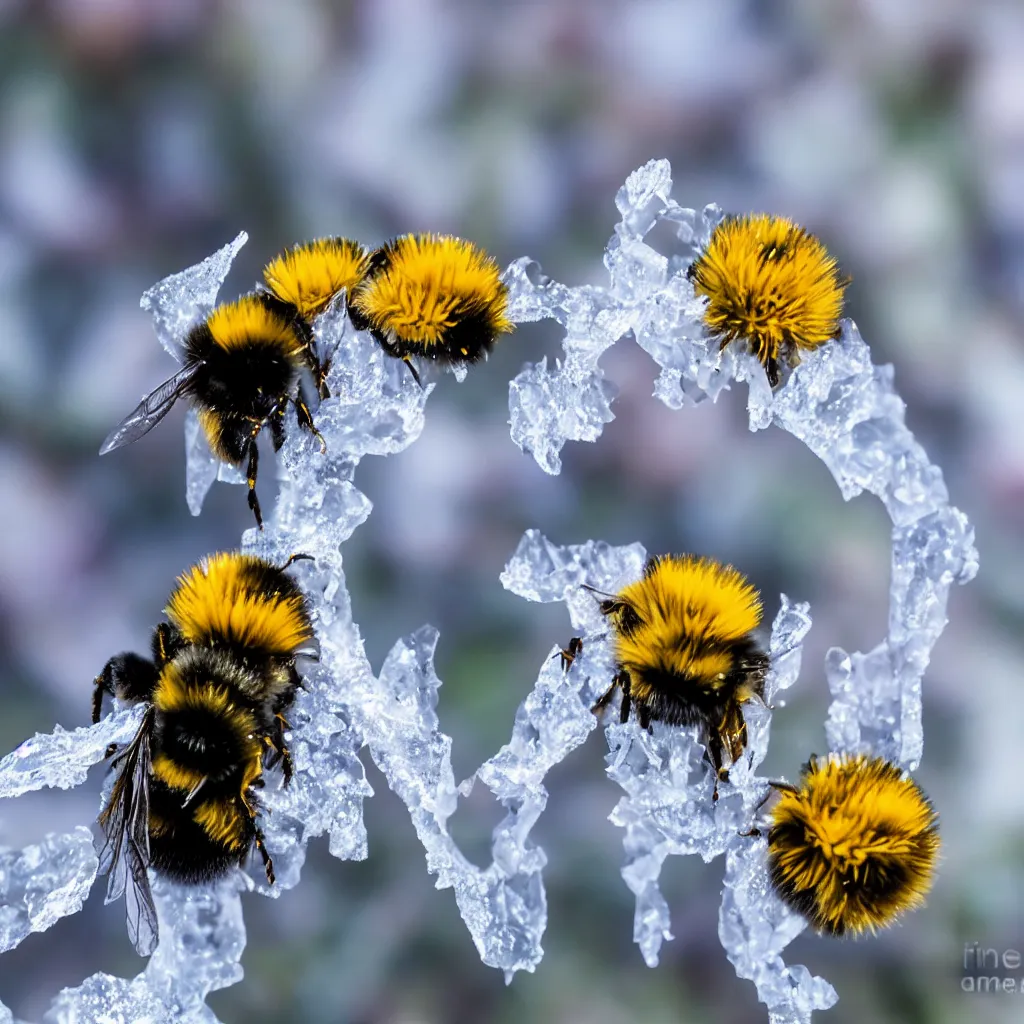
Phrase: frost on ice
[{"left": 0, "top": 160, "right": 977, "bottom": 1023}]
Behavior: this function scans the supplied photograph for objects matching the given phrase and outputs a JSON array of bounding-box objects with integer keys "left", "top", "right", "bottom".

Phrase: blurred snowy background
[{"left": 0, "top": 1, "right": 1021, "bottom": 1022}]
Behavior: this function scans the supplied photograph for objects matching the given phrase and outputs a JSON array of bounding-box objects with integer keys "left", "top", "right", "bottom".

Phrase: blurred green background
[{"left": 0, "top": 1, "right": 1021, "bottom": 1021}]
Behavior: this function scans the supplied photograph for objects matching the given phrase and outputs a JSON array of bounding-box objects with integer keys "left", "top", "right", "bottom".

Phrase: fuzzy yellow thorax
[
  {"left": 263, "top": 238, "right": 369, "bottom": 321},
  {"left": 353, "top": 234, "right": 513, "bottom": 347},
  {"left": 612, "top": 556, "right": 761, "bottom": 692},
  {"left": 165, "top": 552, "right": 313, "bottom": 655},
  {"left": 689, "top": 213, "right": 846, "bottom": 374},
  {"left": 206, "top": 296, "right": 305, "bottom": 355}
]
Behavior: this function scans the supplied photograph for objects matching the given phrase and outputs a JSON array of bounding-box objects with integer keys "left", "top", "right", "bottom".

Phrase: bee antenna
[
  {"left": 282, "top": 552, "right": 315, "bottom": 570},
  {"left": 581, "top": 583, "right": 619, "bottom": 601}
]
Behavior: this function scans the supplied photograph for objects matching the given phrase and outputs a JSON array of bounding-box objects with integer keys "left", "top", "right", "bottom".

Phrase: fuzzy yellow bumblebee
[
  {"left": 351, "top": 233, "right": 514, "bottom": 383},
  {"left": 688, "top": 213, "right": 847, "bottom": 386},
  {"left": 261, "top": 237, "right": 371, "bottom": 399},
  {"left": 584, "top": 555, "right": 769, "bottom": 796},
  {"left": 262, "top": 237, "right": 370, "bottom": 325},
  {"left": 767, "top": 754, "right": 940, "bottom": 936},
  {"left": 166, "top": 551, "right": 315, "bottom": 657}
]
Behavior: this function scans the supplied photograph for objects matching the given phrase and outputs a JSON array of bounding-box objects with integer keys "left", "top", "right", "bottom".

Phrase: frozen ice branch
[{"left": 0, "top": 159, "right": 976, "bottom": 1023}]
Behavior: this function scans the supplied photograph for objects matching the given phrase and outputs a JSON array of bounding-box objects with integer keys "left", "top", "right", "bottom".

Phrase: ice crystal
[
  {"left": 0, "top": 159, "right": 976, "bottom": 1023},
  {"left": 0, "top": 829, "right": 98, "bottom": 955}
]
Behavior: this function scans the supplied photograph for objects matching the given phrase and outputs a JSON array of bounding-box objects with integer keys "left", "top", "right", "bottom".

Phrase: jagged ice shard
[{"left": 0, "top": 159, "right": 976, "bottom": 1023}]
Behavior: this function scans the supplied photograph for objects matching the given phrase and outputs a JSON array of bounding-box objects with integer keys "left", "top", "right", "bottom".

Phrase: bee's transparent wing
[
  {"left": 98, "top": 706, "right": 158, "bottom": 956},
  {"left": 99, "top": 365, "right": 199, "bottom": 455}
]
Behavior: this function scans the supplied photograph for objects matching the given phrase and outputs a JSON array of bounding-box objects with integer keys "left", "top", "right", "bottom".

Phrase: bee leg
[
  {"left": 738, "top": 827, "right": 762, "bottom": 838},
  {"left": 269, "top": 714, "right": 295, "bottom": 786},
  {"left": 765, "top": 355, "right": 781, "bottom": 388},
  {"left": 103, "top": 742, "right": 119, "bottom": 760},
  {"left": 592, "top": 669, "right": 624, "bottom": 717},
  {"left": 253, "top": 825, "right": 275, "bottom": 886},
  {"left": 402, "top": 357, "right": 423, "bottom": 388},
  {"left": 281, "top": 552, "right": 315, "bottom": 570},
  {"left": 591, "top": 684, "right": 615, "bottom": 714},
  {"left": 245, "top": 440, "right": 264, "bottom": 530},
  {"left": 92, "top": 672, "right": 108, "bottom": 724},
  {"left": 294, "top": 398, "right": 327, "bottom": 454},
  {"left": 314, "top": 358, "right": 332, "bottom": 401},
  {"left": 704, "top": 731, "right": 729, "bottom": 802},
  {"left": 637, "top": 703, "right": 652, "bottom": 732},
  {"left": 270, "top": 405, "right": 286, "bottom": 451},
  {"left": 92, "top": 653, "right": 158, "bottom": 722},
  {"left": 617, "top": 672, "right": 632, "bottom": 724},
  {"left": 557, "top": 637, "right": 583, "bottom": 671},
  {"left": 239, "top": 787, "right": 276, "bottom": 884},
  {"left": 151, "top": 622, "right": 183, "bottom": 669}
]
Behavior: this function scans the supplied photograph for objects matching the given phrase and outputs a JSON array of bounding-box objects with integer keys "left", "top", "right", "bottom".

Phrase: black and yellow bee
[
  {"left": 765, "top": 753, "right": 940, "bottom": 936},
  {"left": 260, "top": 237, "right": 370, "bottom": 398},
  {"left": 350, "top": 233, "right": 514, "bottom": 385},
  {"left": 92, "top": 551, "right": 316, "bottom": 955},
  {"left": 687, "top": 213, "right": 848, "bottom": 387},
  {"left": 567, "top": 555, "right": 769, "bottom": 798},
  {"left": 100, "top": 295, "right": 326, "bottom": 529}
]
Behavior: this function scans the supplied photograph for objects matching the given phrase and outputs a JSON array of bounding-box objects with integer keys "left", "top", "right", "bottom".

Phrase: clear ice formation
[{"left": 0, "top": 160, "right": 977, "bottom": 1023}]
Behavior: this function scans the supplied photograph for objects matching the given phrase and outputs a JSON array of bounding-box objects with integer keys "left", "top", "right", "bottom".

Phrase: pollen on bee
[
  {"left": 767, "top": 753, "right": 940, "bottom": 936},
  {"left": 688, "top": 213, "right": 847, "bottom": 386}
]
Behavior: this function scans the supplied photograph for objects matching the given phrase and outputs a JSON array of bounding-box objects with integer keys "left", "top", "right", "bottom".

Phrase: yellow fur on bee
[
  {"left": 165, "top": 552, "right": 314, "bottom": 655},
  {"left": 194, "top": 797, "right": 250, "bottom": 851},
  {"left": 205, "top": 295, "right": 304, "bottom": 355},
  {"left": 768, "top": 754, "right": 940, "bottom": 935},
  {"left": 353, "top": 234, "right": 512, "bottom": 347},
  {"left": 263, "top": 238, "right": 369, "bottom": 322},
  {"left": 151, "top": 664, "right": 262, "bottom": 793},
  {"left": 151, "top": 752, "right": 207, "bottom": 793},
  {"left": 196, "top": 407, "right": 228, "bottom": 461},
  {"left": 613, "top": 556, "right": 761, "bottom": 690},
  {"left": 690, "top": 213, "right": 846, "bottom": 370}
]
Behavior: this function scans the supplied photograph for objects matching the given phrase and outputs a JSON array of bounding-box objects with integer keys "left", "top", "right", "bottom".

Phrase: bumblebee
[
  {"left": 100, "top": 294, "right": 326, "bottom": 529},
  {"left": 260, "top": 237, "right": 371, "bottom": 398},
  {"left": 92, "top": 551, "right": 316, "bottom": 955},
  {"left": 350, "top": 233, "right": 514, "bottom": 385},
  {"left": 570, "top": 554, "right": 768, "bottom": 798},
  {"left": 766, "top": 753, "right": 940, "bottom": 936},
  {"left": 687, "top": 213, "right": 848, "bottom": 387}
]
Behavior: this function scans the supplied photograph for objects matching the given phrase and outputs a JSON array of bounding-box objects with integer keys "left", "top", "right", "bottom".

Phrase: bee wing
[
  {"left": 99, "top": 365, "right": 199, "bottom": 455},
  {"left": 98, "top": 706, "right": 159, "bottom": 956}
]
